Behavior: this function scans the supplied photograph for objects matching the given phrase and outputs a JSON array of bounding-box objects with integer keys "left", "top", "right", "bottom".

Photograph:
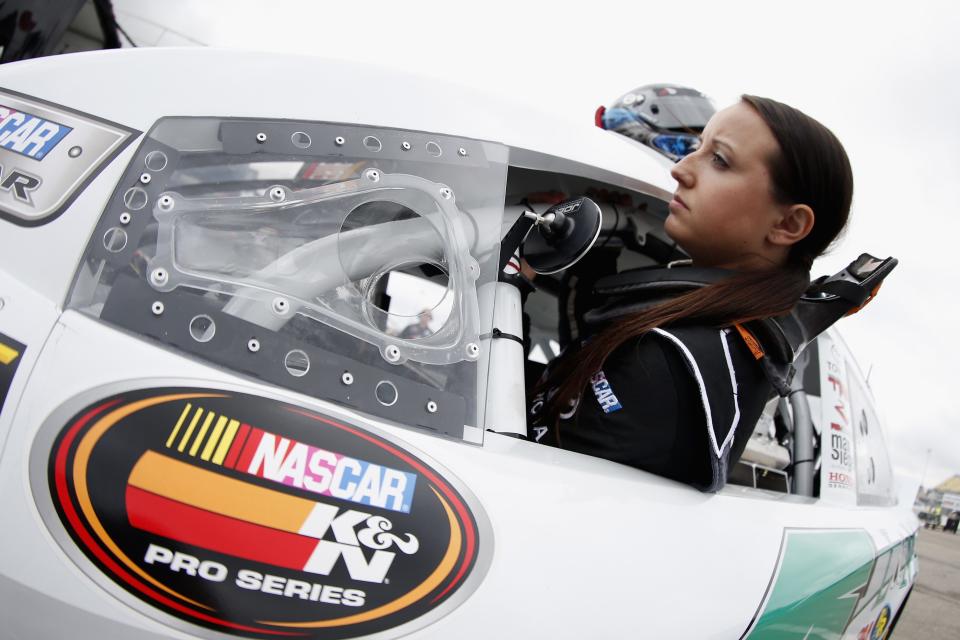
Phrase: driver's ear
[{"left": 768, "top": 204, "right": 815, "bottom": 247}]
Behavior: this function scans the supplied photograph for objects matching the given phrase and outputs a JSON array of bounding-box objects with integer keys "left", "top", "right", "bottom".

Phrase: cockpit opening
[{"left": 64, "top": 113, "right": 893, "bottom": 504}]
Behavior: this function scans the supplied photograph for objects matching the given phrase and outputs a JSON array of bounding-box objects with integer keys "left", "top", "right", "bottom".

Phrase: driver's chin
[
  {"left": 663, "top": 213, "right": 680, "bottom": 242},
  {"left": 663, "top": 214, "right": 690, "bottom": 249}
]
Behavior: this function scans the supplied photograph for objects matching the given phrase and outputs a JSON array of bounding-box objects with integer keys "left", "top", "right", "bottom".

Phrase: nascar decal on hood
[
  {"left": 0, "top": 88, "right": 138, "bottom": 226},
  {"left": 38, "top": 387, "right": 489, "bottom": 639}
]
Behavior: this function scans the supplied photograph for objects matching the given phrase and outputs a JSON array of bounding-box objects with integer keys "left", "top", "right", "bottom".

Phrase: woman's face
[{"left": 665, "top": 101, "right": 789, "bottom": 270}]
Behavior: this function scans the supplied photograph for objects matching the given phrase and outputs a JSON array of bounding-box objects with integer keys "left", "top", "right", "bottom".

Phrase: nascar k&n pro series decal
[
  {"left": 0, "top": 331, "right": 25, "bottom": 416},
  {"left": 36, "top": 388, "right": 489, "bottom": 639},
  {"left": 0, "top": 88, "right": 138, "bottom": 226}
]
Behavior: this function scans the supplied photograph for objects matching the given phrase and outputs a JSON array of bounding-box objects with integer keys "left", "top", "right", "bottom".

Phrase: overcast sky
[{"left": 116, "top": 0, "right": 960, "bottom": 488}]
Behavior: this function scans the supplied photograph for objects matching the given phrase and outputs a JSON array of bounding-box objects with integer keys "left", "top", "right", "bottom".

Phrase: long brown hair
[{"left": 542, "top": 95, "right": 853, "bottom": 419}]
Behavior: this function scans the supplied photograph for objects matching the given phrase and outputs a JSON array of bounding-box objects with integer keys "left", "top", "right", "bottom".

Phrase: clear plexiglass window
[
  {"left": 847, "top": 360, "right": 896, "bottom": 506},
  {"left": 69, "top": 117, "right": 508, "bottom": 442}
]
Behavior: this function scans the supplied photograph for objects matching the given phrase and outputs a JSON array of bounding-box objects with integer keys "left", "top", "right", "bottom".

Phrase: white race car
[{"left": 0, "top": 48, "right": 917, "bottom": 639}]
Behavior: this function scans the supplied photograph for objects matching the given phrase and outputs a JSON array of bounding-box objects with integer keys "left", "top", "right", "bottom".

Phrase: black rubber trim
[{"left": 100, "top": 274, "right": 468, "bottom": 439}]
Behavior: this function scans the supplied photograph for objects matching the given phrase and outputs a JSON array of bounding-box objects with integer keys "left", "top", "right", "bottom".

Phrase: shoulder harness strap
[{"left": 651, "top": 326, "right": 741, "bottom": 492}]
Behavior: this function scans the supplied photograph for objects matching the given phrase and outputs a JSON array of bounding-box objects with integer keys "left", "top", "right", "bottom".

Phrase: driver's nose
[{"left": 671, "top": 154, "right": 695, "bottom": 188}]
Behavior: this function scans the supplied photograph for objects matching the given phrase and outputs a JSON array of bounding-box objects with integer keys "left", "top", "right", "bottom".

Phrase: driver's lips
[{"left": 669, "top": 193, "right": 690, "bottom": 213}]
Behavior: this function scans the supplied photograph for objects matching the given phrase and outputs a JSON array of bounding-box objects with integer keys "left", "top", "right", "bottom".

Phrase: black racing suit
[{"left": 528, "top": 325, "right": 773, "bottom": 492}]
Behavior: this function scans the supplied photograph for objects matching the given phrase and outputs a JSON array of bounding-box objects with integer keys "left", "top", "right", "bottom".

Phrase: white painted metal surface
[{"left": 0, "top": 49, "right": 916, "bottom": 639}]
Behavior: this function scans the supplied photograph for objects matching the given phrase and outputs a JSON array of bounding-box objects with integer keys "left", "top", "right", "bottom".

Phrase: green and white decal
[{"left": 742, "top": 529, "right": 875, "bottom": 639}]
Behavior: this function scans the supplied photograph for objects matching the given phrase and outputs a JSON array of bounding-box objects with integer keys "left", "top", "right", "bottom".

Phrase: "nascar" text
[
  {"left": 247, "top": 432, "right": 417, "bottom": 513},
  {"left": 0, "top": 106, "right": 72, "bottom": 160}
]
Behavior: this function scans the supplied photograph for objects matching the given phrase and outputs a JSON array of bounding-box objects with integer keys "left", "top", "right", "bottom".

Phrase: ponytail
[{"left": 541, "top": 264, "right": 810, "bottom": 422}]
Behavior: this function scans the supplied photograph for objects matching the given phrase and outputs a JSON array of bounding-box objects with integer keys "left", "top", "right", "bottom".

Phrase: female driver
[{"left": 528, "top": 95, "right": 853, "bottom": 491}]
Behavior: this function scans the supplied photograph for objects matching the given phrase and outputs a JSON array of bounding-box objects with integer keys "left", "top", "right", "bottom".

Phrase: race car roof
[{"left": 0, "top": 47, "right": 676, "bottom": 199}]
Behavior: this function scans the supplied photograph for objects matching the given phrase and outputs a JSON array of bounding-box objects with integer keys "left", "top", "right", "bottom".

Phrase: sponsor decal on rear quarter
[
  {"left": 741, "top": 529, "right": 876, "bottom": 639},
  {"left": 34, "top": 387, "right": 489, "bottom": 639},
  {"left": 870, "top": 604, "right": 892, "bottom": 640},
  {"left": 820, "top": 340, "right": 857, "bottom": 501},
  {"left": 859, "top": 603, "right": 894, "bottom": 640}
]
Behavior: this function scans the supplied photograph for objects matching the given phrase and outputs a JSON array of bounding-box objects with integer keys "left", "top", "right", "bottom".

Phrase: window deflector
[{"left": 151, "top": 170, "right": 482, "bottom": 366}]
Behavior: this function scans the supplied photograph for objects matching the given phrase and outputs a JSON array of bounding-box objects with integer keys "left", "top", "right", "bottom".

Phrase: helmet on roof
[{"left": 596, "top": 84, "right": 716, "bottom": 162}]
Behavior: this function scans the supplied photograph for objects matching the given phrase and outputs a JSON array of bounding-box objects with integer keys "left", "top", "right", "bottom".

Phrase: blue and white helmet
[{"left": 597, "top": 84, "right": 715, "bottom": 162}]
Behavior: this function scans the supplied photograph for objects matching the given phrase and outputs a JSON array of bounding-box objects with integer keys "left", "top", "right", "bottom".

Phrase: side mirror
[{"left": 519, "top": 197, "right": 603, "bottom": 275}]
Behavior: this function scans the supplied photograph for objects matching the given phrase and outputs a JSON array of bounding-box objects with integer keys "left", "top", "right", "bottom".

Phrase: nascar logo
[
  {"left": 128, "top": 449, "right": 419, "bottom": 585},
  {"left": 0, "top": 105, "right": 72, "bottom": 160},
  {"left": 590, "top": 370, "right": 622, "bottom": 413},
  {"left": 43, "top": 388, "right": 487, "bottom": 639},
  {"left": 164, "top": 402, "right": 418, "bottom": 513}
]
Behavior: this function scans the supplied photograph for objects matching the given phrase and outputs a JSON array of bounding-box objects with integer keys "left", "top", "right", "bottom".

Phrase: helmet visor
[{"left": 652, "top": 134, "right": 701, "bottom": 161}]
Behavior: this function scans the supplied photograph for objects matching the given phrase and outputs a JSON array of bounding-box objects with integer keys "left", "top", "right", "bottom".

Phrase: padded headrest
[
  {"left": 593, "top": 265, "right": 734, "bottom": 296},
  {"left": 585, "top": 265, "right": 732, "bottom": 327}
]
